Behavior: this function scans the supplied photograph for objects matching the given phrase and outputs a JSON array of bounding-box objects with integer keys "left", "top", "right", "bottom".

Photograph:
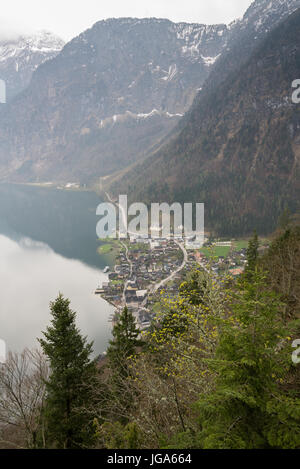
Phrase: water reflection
[
  {"left": 0, "top": 183, "right": 105, "bottom": 269},
  {"left": 0, "top": 235, "right": 112, "bottom": 354}
]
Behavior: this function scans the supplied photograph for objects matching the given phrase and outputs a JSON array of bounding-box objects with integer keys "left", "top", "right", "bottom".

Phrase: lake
[{"left": 0, "top": 183, "right": 114, "bottom": 355}]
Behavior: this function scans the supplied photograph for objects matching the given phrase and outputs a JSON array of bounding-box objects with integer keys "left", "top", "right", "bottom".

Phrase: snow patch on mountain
[
  {"left": 201, "top": 54, "right": 221, "bottom": 67},
  {"left": 161, "top": 64, "right": 178, "bottom": 81},
  {"left": 0, "top": 30, "right": 64, "bottom": 62},
  {"left": 174, "top": 23, "right": 229, "bottom": 61},
  {"left": 0, "top": 30, "right": 64, "bottom": 100},
  {"left": 99, "top": 109, "right": 183, "bottom": 129}
]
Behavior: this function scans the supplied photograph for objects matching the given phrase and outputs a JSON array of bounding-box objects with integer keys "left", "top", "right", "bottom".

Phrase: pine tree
[
  {"left": 278, "top": 206, "right": 291, "bottom": 230},
  {"left": 39, "top": 294, "right": 98, "bottom": 449},
  {"left": 196, "top": 270, "right": 299, "bottom": 449},
  {"left": 104, "top": 307, "right": 144, "bottom": 426},
  {"left": 179, "top": 270, "right": 208, "bottom": 306},
  {"left": 107, "top": 306, "right": 142, "bottom": 378},
  {"left": 245, "top": 231, "right": 259, "bottom": 279}
]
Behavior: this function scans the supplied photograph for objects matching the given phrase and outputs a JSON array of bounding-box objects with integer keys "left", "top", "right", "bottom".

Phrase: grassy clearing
[
  {"left": 129, "top": 242, "right": 149, "bottom": 252},
  {"left": 233, "top": 240, "right": 249, "bottom": 251},
  {"left": 97, "top": 239, "right": 121, "bottom": 266},
  {"left": 110, "top": 280, "right": 124, "bottom": 286},
  {"left": 200, "top": 246, "right": 231, "bottom": 259},
  {"left": 98, "top": 243, "right": 115, "bottom": 255}
]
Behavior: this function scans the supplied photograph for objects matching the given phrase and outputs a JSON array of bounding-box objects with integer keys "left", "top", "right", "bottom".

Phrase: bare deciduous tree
[{"left": 0, "top": 348, "right": 49, "bottom": 449}]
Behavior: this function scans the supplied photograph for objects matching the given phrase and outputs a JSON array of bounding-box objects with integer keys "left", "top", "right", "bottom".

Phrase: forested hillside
[{"left": 113, "top": 8, "right": 300, "bottom": 236}]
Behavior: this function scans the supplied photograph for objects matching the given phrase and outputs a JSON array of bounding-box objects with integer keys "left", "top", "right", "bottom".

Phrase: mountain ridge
[
  {"left": 0, "top": 17, "right": 229, "bottom": 182},
  {"left": 1, "top": 1, "right": 300, "bottom": 188},
  {"left": 0, "top": 30, "right": 65, "bottom": 101},
  {"left": 112, "top": 5, "right": 300, "bottom": 236}
]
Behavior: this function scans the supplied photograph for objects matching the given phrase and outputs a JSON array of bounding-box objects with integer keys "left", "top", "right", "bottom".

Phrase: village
[{"left": 95, "top": 235, "right": 254, "bottom": 331}]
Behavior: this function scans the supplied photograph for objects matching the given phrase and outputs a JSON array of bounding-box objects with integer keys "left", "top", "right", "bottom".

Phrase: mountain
[
  {"left": 113, "top": 5, "right": 300, "bottom": 236},
  {"left": 201, "top": 0, "right": 300, "bottom": 95},
  {"left": 0, "top": 31, "right": 65, "bottom": 101},
  {"left": 1, "top": 0, "right": 299, "bottom": 185},
  {"left": 0, "top": 18, "right": 229, "bottom": 182}
]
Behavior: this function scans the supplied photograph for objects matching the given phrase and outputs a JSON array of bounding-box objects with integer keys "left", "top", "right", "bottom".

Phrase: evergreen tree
[
  {"left": 104, "top": 307, "right": 144, "bottom": 427},
  {"left": 179, "top": 270, "right": 208, "bottom": 306},
  {"left": 100, "top": 421, "right": 142, "bottom": 449},
  {"left": 107, "top": 306, "right": 142, "bottom": 378},
  {"left": 260, "top": 227, "right": 300, "bottom": 321},
  {"left": 39, "top": 294, "right": 98, "bottom": 449},
  {"left": 278, "top": 206, "right": 291, "bottom": 230},
  {"left": 196, "top": 270, "right": 299, "bottom": 449},
  {"left": 245, "top": 231, "right": 259, "bottom": 279}
]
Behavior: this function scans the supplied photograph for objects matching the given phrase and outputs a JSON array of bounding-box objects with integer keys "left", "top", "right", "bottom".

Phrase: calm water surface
[{"left": 0, "top": 184, "right": 113, "bottom": 354}]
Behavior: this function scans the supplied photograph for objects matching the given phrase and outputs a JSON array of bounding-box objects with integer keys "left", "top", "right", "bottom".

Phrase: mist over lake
[{"left": 0, "top": 184, "right": 113, "bottom": 354}]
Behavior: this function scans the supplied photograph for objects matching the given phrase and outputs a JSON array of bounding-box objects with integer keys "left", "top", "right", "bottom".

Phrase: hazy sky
[{"left": 0, "top": 0, "right": 254, "bottom": 41}]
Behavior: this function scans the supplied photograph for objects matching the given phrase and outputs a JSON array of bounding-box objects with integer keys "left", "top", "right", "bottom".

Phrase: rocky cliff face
[
  {"left": 0, "top": 18, "right": 229, "bottom": 182},
  {"left": 0, "top": 31, "right": 64, "bottom": 101}
]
